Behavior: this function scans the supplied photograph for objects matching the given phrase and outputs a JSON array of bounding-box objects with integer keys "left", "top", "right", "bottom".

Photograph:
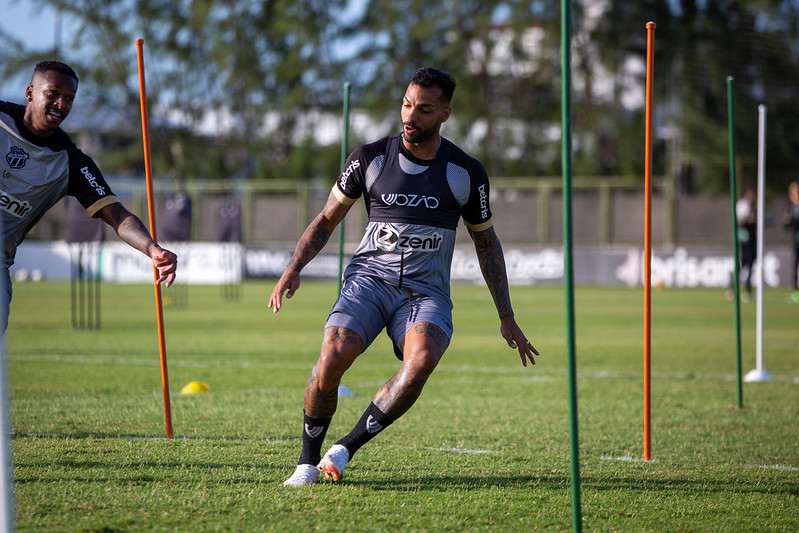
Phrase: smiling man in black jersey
[
  {"left": 270, "top": 67, "right": 538, "bottom": 486},
  {"left": 0, "top": 61, "right": 178, "bottom": 334}
]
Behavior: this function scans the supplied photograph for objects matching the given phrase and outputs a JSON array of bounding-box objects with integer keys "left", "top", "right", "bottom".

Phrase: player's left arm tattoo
[{"left": 469, "top": 226, "right": 514, "bottom": 319}]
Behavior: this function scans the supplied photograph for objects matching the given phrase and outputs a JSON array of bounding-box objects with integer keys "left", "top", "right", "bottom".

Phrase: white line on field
[
  {"left": 11, "top": 354, "right": 799, "bottom": 384},
  {"left": 744, "top": 464, "right": 799, "bottom": 472},
  {"left": 13, "top": 432, "right": 293, "bottom": 444},
  {"left": 424, "top": 447, "right": 493, "bottom": 454},
  {"left": 600, "top": 454, "right": 657, "bottom": 463},
  {"left": 8, "top": 353, "right": 309, "bottom": 369}
]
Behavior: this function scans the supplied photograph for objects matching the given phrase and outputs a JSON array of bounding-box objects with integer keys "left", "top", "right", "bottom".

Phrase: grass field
[{"left": 4, "top": 279, "right": 798, "bottom": 532}]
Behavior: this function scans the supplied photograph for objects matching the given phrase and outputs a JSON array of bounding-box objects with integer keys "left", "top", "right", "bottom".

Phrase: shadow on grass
[
  {"left": 579, "top": 474, "right": 799, "bottom": 497},
  {"left": 12, "top": 434, "right": 799, "bottom": 498},
  {"left": 12, "top": 456, "right": 799, "bottom": 498},
  {"left": 345, "top": 473, "right": 798, "bottom": 497}
]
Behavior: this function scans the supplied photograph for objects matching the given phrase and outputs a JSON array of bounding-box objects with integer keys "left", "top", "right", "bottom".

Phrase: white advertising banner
[
  {"left": 13, "top": 241, "right": 242, "bottom": 285},
  {"left": 11, "top": 242, "right": 794, "bottom": 288}
]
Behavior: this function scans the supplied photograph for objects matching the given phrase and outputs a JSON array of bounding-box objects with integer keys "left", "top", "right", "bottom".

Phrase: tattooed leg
[
  {"left": 373, "top": 322, "right": 449, "bottom": 419},
  {"left": 304, "top": 326, "right": 363, "bottom": 418}
]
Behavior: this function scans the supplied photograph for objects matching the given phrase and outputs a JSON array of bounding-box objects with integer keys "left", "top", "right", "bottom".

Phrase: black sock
[
  {"left": 298, "top": 412, "right": 332, "bottom": 465},
  {"left": 336, "top": 402, "right": 394, "bottom": 458}
]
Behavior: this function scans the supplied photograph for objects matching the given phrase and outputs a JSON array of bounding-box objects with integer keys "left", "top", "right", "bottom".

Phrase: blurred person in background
[
  {"left": 782, "top": 181, "right": 799, "bottom": 303},
  {"left": 735, "top": 186, "right": 757, "bottom": 301}
]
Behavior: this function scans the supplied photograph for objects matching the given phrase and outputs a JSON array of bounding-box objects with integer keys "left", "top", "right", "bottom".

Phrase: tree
[
  {"left": 343, "top": 0, "right": 564, "bottom": 177},
  {"left": 2, "top": 0, "right": 350, "bottom": 181},
  {"left": 3, "top": 0, "right": 797, "bottom": 192},
  {"left": 589, "top": 0, "right": 799, "bottom": 193}
]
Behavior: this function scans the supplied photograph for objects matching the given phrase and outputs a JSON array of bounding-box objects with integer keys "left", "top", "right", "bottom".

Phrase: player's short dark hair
[
  {"left": 32, "top": 61, "right": 79, "bottom": 85},
  {"left": 410, "top": 68, "right": 456, "bottom": 103}
]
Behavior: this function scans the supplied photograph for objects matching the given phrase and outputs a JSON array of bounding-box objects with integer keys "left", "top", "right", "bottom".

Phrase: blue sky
[
  {"left": 1, "top": 1, "right": 61, "bottom": 49},
  {"left": 0, "top": 0, "right": 370, "bottom": 97},
  {"left": 0, "top": 0, "right": 65, "bottom": 96}
]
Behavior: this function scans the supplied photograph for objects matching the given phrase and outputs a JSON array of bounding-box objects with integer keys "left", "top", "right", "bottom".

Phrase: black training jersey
[
  {"left": 333, "top": 133, "right": 493, "bottom": 303},
  {"left": 0, "top": 101, "right": 118, "bottom": 262}
]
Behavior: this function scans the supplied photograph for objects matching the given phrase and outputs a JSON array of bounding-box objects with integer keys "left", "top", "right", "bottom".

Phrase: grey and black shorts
[{"left": 325, "top": 275, "right": 453, "bottom": 359}]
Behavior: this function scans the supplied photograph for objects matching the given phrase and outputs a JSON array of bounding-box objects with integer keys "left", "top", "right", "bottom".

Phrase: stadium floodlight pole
[
  {"left": 643, "top": 21, "right": 656, "bottom": 462},
  {"left": 337, "top": 82, "right": 351, "bottom": 294},
  {"left": 561, "top": 1, "right": 582, "bottom": 531},
  {"left": 726, "top": 77, "right": 743, "bottom": 408},
  {"left": 136, "top": 38, "right": 174, "bottom": 439},
  {"left": 744, "top": 105, "right": 772, "bottom": 383}
]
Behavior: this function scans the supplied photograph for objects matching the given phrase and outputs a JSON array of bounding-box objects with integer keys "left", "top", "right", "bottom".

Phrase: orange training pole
[
  {"left": 136, "top": 38, "right": 174, "bottom": 439},
  {"left": 643, "top": 22, "right": 656, "bottom": 461}
]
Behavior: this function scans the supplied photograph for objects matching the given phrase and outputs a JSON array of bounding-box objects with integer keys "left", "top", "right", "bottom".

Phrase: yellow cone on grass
[{"left": 181, "top": 381, "right": 211, "bottom": 394}]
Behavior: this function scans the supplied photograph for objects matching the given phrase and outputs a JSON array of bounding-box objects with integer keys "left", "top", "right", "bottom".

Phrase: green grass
[{"left": 5, "top": 280, "right": 799, "bottom": 532}]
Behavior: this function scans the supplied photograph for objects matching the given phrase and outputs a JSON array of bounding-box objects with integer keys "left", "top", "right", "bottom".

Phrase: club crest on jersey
[
  {"left": 6, "top": 146, "right": 29, "bottom": 169},
  {"left": 375, "top": 226, "right": 442, "bottom": 252},
  {"left": 381, "top": 193, "right": 439, "bottom": 209}
]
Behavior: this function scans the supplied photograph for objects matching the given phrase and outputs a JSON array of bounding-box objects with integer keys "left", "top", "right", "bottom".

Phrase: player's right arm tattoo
[
  {"left": 287, "top": 218, "right": 334, "bottom": 272},
  {"left": 287, "top": 193, "right": 348, "bottom": 273},
  {"left": 469, "top": 226, "right": 514, "bottom": 319}
]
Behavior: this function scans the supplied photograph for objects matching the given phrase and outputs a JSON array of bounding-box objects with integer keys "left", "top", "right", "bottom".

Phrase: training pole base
[{"left": 743, "top": 369, "right": 772, "bottom": 382}]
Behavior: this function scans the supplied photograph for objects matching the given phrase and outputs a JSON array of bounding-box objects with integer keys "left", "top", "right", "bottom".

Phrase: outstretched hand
[
  {"left": 500, "top": 316, "right": 538, "bottom": 367},
  {"left": 151, "top": 246, "right": 177, "bottom": 287},
  {"left": 268, "top": 269, "right": 301, "bottom": 313}
]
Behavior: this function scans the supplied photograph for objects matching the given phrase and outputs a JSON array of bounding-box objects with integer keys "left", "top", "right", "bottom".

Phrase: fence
[{"left": 28, "top": 177, "right": 795, "bottom": 252}]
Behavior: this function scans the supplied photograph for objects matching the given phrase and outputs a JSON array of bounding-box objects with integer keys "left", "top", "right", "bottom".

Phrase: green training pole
[
  {"left": 727, "top": 76, "right": 743, "bottom": 408},
  {"left": 561, "top": 1, "right": 582, "bottom": 531},
  {"left": 337, "top": 82, "right": 351, "bottom": 294}
]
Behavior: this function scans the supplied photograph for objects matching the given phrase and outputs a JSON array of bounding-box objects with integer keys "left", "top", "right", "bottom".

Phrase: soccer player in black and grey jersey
[
  {"left": 270, "top": 67, "right": 538, "bottom": 486},
  {"left": 0, "top": 61, "right": 178, "bottom": 334}
]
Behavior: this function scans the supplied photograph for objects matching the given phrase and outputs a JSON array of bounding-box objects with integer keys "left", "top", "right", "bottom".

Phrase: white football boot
[
  {"left": 317, "top": 444, "right": 350, "bottom": 482},
  {"left": 283, "top": 464, "right": 321, "bottom": 487}
]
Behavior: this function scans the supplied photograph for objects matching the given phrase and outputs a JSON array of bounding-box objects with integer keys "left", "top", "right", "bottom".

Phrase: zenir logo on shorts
[{"left": 376, "top": 227, "right": 442, "bottom": 253}]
